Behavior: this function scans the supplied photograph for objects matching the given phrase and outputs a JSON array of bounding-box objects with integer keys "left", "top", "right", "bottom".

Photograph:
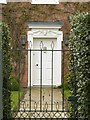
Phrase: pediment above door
[
  {"left": 27, "top": 22, "right": 63, "bottom": 38},
  {"left": 30, "top": 30, "right": 59, "bottom": 37}
]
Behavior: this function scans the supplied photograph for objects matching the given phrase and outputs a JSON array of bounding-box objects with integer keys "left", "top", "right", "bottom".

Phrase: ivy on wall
[
  {"left": 1, "top": 23, "right": 12, "bottom": 118},
  {"left": 69, "top": 12, "right": 90, "bottom": 118}
]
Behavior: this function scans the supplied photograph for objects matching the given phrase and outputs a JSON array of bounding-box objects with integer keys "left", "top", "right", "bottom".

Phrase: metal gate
[{"left": 3, "top": 40, "right": 77, "bottom": 119}]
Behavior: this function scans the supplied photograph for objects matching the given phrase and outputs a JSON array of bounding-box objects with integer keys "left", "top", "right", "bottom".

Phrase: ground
[
  {"left": 12, "top": 87, "right": 68, "bottom": 118},
  {"left": 20, "top": 87, "right": 62, "bottom": 111}
]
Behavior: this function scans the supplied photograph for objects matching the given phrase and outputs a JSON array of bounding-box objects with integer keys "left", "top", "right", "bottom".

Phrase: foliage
[
  {"left": 69, "top": 12, "right": 90, "bottom": 118},
  {"left": 56, "top": 73, "right": 71, "bottom": 99},
  {"left": 63, "top": 73, "right": 71, "bottom": 100},
  {"left": 10, "top": 75, "right": 19, "bottom": 91},
  {"left": 64, "top": 73, "right": 70, "bottom": 90},
  {"left": 1, "top": 23, "right": 12, "bottom": 118},
  {"left": 11, "top": 91, "right": 24, "bottom": 110}
]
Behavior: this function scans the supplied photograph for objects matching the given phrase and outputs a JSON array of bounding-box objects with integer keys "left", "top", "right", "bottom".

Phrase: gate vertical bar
[
  {"left": 62, "top": 42, "right": 64, "bottom": 111},
  {"left": 40, "top": 49, "right": 42, "bottom": 111},
  {"left": 18, "top": 48, "right": 21, "bottom": 111},
  {"left": 29, "top": 48, "right": 31, "bottom": 111},
  {"left": 0, "top": 15, "right": 3, "bottom": 119},
  {"left": 73, "top": 53, "right": 77, "bottom": 118},
  {"left": 51, "top": 42, "right": 54, "bottom": 111},
  {"left": 6, "top": 56, "right": 10, "bottom": 118},
  {"left": 40, "top": 41, "right": 43, "bottom": 111}
]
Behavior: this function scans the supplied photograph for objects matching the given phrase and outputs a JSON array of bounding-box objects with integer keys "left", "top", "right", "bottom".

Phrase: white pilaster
[
  {"left": 27, "top": 31, "right": 33, "bottom": 87},
  {"left": 55, "top": 31, "right": 63, "bottom": 86}
]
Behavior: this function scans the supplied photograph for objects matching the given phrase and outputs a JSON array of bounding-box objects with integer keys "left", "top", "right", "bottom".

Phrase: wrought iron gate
[{"left": 3, "top": 41, "right": 77, "bottom": 119}]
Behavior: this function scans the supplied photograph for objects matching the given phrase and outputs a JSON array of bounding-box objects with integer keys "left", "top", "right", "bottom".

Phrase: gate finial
[
  {"left": 29, "top": 41, "right": 32, "bottom": 49},
  {"left": 40, "top": 41, "right": 43, "bottom": 49},
  {"left": 51, "top": 41, "right": 54, "bottom": 50}
]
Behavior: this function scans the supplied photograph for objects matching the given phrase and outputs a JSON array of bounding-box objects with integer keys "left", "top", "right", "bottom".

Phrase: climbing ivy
[
  {"left": 69, "top": 12, "right": 90, "bottom": 119},
  {"left": 1, "top": 23, "right": 12, "bottom": 119}
]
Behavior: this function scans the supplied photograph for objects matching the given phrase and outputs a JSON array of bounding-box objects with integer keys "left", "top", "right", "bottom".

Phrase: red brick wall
[{"left": 2, "top": 3, "right": 90, "bottom": 87}]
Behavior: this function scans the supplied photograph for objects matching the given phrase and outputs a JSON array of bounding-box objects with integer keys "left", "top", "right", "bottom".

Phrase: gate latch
[{"left": 68, "top": 95, "right": 77, "bottom": 103}]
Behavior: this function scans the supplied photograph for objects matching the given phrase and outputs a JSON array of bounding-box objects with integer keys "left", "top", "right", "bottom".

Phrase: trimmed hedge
[
  {"left": 69, "top": 12, "right": 90, "bottom": 118},
  {"left": 1, "top": 23, "right": 12, "bottom": 118}
]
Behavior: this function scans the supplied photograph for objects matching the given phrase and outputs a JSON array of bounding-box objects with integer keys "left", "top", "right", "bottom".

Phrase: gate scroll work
[{"left": 4, "top": 41, "right": 74, "bottom": 119}]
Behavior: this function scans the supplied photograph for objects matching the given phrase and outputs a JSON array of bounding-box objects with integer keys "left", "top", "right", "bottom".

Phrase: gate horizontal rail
[{"left": 11, "top": 49, "right": 71, "bottom": 51}]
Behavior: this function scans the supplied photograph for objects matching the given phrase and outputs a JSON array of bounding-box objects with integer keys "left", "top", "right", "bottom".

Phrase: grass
[
  {"left": 11, "top": 90, "right": 24, "bottom": 110},
  {"left": 63, "top": 73, "right": 71, "bottom": 100},
  {"left": 64, "top": 89, "right": 71, "bottom": 100}
]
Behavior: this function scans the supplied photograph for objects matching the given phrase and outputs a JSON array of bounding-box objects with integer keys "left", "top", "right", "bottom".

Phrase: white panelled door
[{"left": 33, "top": 38, "right": 57, "bottom": 86}]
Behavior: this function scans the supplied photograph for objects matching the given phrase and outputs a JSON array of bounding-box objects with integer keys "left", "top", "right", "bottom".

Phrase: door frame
[{"left": 27, "top": 29, "right": 63, "bottom": 87}]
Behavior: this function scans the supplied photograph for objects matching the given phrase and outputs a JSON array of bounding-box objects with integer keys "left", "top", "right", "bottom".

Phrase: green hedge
[
  {"left": 69, "top": 12, "right": 90, "bottom": 118},
  {"left": 1, "top": 23, "right": 12, "bottom": 119},
  {"left": 10, "top": 75, "right": 19, "bottom": 91}
]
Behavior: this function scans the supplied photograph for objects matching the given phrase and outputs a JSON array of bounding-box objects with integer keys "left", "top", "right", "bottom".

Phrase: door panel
[{"left": 33, "top": 38, "right": 57, "bottom": 86}]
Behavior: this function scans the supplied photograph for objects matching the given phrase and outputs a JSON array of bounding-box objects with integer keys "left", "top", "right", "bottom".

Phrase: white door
[{"left": 33, "top": 38, "right": 57, "bottom": 86}]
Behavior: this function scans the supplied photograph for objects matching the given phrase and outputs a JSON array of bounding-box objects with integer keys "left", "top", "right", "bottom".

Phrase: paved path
[
  {"left": 13, "top": 87, "right": 68, "bottom": 118},
  {"left": 20, "top": 87, "right": 62, "bottom": 111}
]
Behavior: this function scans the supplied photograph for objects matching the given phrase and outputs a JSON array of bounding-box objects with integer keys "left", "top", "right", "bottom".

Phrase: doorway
[{"left": 33, "top": 38, "right": 57, "bottom": 86}]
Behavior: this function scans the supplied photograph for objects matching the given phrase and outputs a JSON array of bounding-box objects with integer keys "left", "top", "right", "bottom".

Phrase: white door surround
[{"left": 27, "top": 22, "right": 63, "bottom": 87}]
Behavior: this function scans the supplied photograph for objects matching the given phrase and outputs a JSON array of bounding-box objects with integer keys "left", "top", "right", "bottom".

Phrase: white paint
[
  {"left": 0, "top": 0, "right": 7, "bottom": 4},
  {"left": 31, "top": 0, "right": 59, "bottom": 4},
  {"left": 6, "top": 0, "right": 90, "bottom": 2},
  {"left": 27, "top": 25, "right": 63, "bottom": 87},
  {"left": 27, "top": 31, "right": 33, "bottom": 86},
  {"left": 33, "top": 38, "right": 57, "bottom": 85}
]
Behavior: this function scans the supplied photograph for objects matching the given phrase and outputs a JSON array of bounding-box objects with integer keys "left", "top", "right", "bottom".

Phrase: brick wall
[{"left": 2, "top": 3, "right": 90, "bottom": 87}]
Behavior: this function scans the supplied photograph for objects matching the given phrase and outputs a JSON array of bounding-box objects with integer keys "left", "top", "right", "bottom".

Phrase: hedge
[
  {"left": 69, "top": 12, "right": 90, "bottom": 119},
  {"left": 1, "top": 23, "right": 12, "bottom": 119}
]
